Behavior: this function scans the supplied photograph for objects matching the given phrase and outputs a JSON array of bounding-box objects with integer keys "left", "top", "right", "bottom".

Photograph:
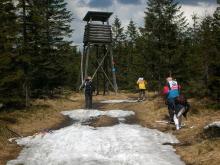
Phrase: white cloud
[
  {"left": 111, "top": 0, "right": 145, "bottom": 27},
  {"left": 181, "top": 3, "right": 217, "bottom": 25}
]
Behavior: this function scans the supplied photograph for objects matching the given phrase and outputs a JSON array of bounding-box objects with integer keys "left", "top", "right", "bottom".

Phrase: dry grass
[{"left": 0, "top": 91, "right": 220, "bottom": 165}]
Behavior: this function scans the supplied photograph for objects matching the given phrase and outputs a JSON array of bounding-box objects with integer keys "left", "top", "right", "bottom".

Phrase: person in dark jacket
[{"left": 82, "top": 76, "right": 94, "bottom": 109}]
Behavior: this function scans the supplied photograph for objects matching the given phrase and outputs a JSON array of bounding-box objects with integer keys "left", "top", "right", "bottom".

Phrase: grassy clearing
[{"left": 0, "top": 92, "right": 219, "bottom": 165}]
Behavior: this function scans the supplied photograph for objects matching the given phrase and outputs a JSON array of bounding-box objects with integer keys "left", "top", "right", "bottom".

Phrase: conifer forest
[{"left": 0, "top": 0, "right": 219, "bottom": 107}]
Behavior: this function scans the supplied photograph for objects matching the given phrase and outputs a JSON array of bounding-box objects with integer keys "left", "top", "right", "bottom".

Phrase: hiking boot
[{"left": 176, "top": 124, "right": 180, "bottom": 130}]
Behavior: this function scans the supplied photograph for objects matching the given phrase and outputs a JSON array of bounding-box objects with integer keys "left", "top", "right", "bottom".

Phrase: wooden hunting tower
[{"left": 80, "top": 11, "right": 118, "bottom": 94}]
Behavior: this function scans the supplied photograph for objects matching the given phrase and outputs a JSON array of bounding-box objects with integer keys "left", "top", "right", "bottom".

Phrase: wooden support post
[
  {"left": 81, "top": 46, "right": 85, "bottom": 84},
  {"left": 109, "top": 45, "right": 118, "bottom": 93},
  {"left": 96, "top": 59, "right": 115, "bottom": 92},
  {"left": 96, "top": 45, "right": 99, "bottom": 95},
  {"left": 84, "top": 45, "right": 90, "bottom": 79},
  {"left": 105, "top": 53, "right": 110, "bottom": 95},
  {"left": 103, "top": 46, "right": 107, "bottom": 95},
  {"left": 91, "top": 50, "right": 108, "bottom": 80}
]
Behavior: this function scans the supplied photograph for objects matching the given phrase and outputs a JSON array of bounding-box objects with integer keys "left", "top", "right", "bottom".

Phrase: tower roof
[{"left": 83, "top": 11, "right": 113, "bottom": 22}]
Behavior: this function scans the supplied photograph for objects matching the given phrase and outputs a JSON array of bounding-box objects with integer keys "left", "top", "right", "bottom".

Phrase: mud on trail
[{"left": 0, "top": 92, "right": 220, "bottom": 165}]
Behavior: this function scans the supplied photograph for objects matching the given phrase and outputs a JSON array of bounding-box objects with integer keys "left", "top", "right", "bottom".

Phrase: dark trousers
[
  {"left": 167, "top": 98, "right": 176, "bottom": 122},
  {"left": 85, "top": 93, "right": 92, "bottom": 109},
  {"left": 138, "top": 89, "right": 146, "bottom": 100}
]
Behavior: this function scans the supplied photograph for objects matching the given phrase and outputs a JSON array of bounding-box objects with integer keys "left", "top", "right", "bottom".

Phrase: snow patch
[
  {"left": 204, "top": 121, "right": 220, "bottom": 129},
  {"left": 100, "top": 99, "right": 137, "bottom": 103},
  {"left": 7, "top": 109, "right": 185, "bottom": 165}
]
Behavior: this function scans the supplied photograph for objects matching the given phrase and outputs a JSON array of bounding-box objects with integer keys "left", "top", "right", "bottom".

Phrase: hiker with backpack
[
  {"left": 82, "top": 76, "right": 94, "bottom": 109},
  {"left": 137, "top": 77, "right": 147, "bottom": 101},
  {"left": 163, "top": 77, "right": 180, "bottom": 122},
  {"left": 163, "top": 77, "right": 190, "bottom": 130}
]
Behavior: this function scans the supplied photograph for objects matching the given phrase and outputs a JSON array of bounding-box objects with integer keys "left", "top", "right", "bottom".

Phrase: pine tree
[
  {"left": 191, "top": 13, "right": 200, "bottom": 42},
  {"left": 126, "top": 20, "right": 139, "bottom": 44},
  {"left": 15, "top": 0, "right": 44, "bottom": 105},
  {"left": 187, "top": 8, "right": 219, "bottom": 99},
  {"left": 16, "top": 0, "right": 75, "bottom": 97},
  {"left": 0, "top": 0, "right": 78, "bottom": 106},
  {"left": 126, "top": 19, "right": 139, "bottom": 65},
  {"left": 197, "top": 16, "right": 215, "bottom": 96},
  {"left": 112, "top": 16, "right": 126, "bottom": 89},
  {"left": 209, "top": 1, "right": 220, "bottom": 100},
  {"left": 112, "top": 16, "right": 125, "bottom": 46},
  {"left": 143, "top": 0, "right": 188, "bottom": 89},
  {"left": 0, "top": 0, "right": 24, "bottom": 105},
  {"left": 10, "top": 0, "right": 77, "bottom": 99},
  {"left": 125, "top": 20, "right": 139, "bottom": 89}
]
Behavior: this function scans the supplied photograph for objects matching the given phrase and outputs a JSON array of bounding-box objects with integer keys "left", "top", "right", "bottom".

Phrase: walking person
[
  {"left": 137, "top": 77, "right": 147, "bottom": 101},
  {"left": 82, "top": 76, "right": 94, "bottom": 109},
  {"left": 162, "top": 77, "right": 180, "bottom": 124}
]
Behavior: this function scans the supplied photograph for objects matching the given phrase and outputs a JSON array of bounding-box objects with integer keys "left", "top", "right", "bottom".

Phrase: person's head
[
  {"left": 138, "top": 77, "right": 144, "bottom": 81},
  {"left": 86, "top": 76, "right": 92, "bottom": 81},
  {"left": 166, "top": 77, "right": 172, "bottom": 82}
]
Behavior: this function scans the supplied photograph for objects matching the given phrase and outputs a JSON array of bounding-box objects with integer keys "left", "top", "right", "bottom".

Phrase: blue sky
[{"left": 65, "top": 0, "right": 218, "bottom": 49}]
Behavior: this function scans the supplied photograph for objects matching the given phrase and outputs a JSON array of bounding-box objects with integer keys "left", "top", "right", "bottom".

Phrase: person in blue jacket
[{"left": 163, "top": 77, "right": 180, "bottom": 124}]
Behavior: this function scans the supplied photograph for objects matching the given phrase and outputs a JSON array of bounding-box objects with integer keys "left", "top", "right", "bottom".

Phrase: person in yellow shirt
[{"left": 137, "top": 77, "right": 147, "bottom": 101}]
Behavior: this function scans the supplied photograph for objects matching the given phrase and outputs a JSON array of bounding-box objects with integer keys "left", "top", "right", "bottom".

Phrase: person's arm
[
  {"left": 161, "top": 86, "right": 169, "bottom": 104},
  {"left": 178, "top": 84, "right": 181, "bottom": 92},
  {"left": 163, "top": 86, "right": 169, "bottom": 95},
  {"left": 91, "top": 82, "right": 95, "bottom": 93}
]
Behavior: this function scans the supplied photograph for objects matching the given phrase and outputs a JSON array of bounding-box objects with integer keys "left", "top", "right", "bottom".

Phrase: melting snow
[
  {"left": 204, "top": 121, "right": 220, "bottom": 129},
  {"left": 7, "top": 109, "right": 185, "bottom": 165},
  {"left": 100, "top": 99, "right": 137, "bottom": 103}
]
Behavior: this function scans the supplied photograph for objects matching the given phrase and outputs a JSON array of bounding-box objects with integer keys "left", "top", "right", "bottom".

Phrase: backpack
[
  {"left": 182, "top": 102, "right": 190, "bottom": 119},
  {"left": 175, "top": 94, "right": 187, "bottom": 105},
  {"left": 175, "top": 94, "right": 190, "bottom": 119}
]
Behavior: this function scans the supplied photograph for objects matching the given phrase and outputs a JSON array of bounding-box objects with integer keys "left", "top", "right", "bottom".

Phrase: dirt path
[
  {"left": 6, "top": 104, "right": 184, "bottom": 165},
  {"left": 1, "top": 92, "right": 220, "bottom": 165}
]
